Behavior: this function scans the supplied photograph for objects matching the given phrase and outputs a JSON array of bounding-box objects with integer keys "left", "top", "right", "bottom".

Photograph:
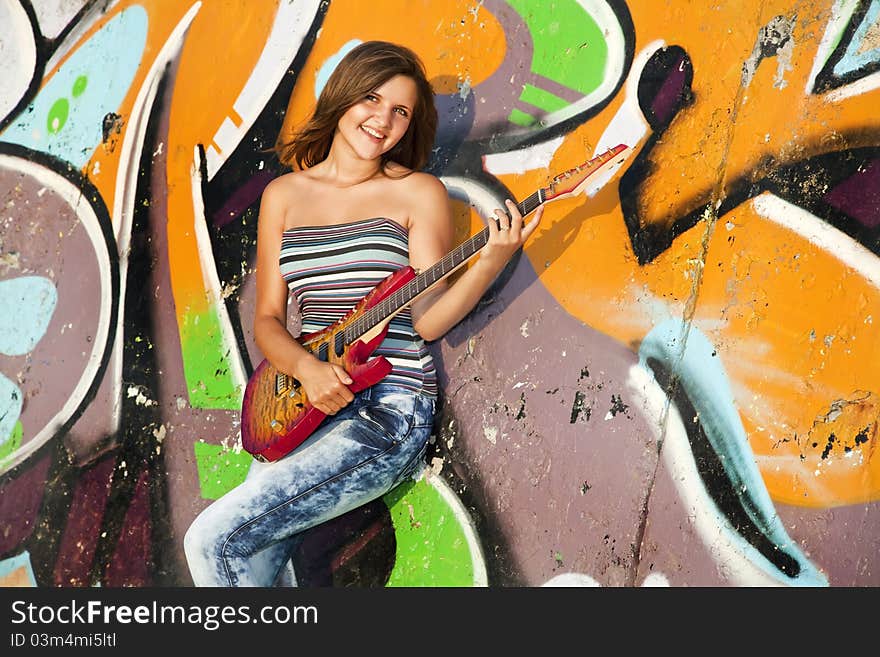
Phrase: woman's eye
[
  {"left": 395, "top": 108, "right": 409, "bottom": 117},
  {"left": 365, "top": 93, "right": 378, "bottom": 101}
]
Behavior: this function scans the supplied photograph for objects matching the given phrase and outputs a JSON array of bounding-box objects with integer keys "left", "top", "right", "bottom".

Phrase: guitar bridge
[{"left": 275, "top": 372, "right": 301, "bottom": 397}]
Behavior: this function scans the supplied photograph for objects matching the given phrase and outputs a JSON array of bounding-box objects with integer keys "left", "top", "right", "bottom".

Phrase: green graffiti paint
[
  {"left": 520, "top": 83, "right": 570, "bottom": 113},
  {"left": 383, "top": 478, "right": 476, "bottom": 586},
  {"left": 507, "top": 0, "right": 608, "bottom": 94},
  {"left": 180, "top": 309, "right": 241, "bottom": 409},
  {"left": 828, "top": 0, "right": 860, "bottom": 54},
  {"left": 47, "top": 97, "right": 69, "bottom": 134},
  {"left": 508, "top": 107, "right": 539, "bottom": 127},
  {"left": 0, "top": 421, "right": 23, "bottom": 467},
  {"left": 72, "top": 75, "right": 88, "bottom": 98},
  {"left": 193, "top": 441, "right": 251, "bottom": 500}
]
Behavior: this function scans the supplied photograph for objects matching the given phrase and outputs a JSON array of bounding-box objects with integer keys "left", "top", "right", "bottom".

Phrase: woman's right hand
[{"left": 296, "top": 356, "right": 355, "bottom": 415}]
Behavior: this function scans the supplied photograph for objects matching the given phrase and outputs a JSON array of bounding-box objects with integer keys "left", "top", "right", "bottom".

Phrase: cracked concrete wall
[{"left": 1, "top": 0, "right": 877, "bottom": 587}]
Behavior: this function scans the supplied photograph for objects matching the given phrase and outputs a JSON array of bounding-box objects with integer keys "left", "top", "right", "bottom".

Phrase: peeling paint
[
  {"left": 0, "top": 252, "right": 21, "bottom": 269},
  {"left": 483, "top": 425, "right": 498, "bottom": 444},
  {"left": 569, "top": 391, "right": 588, "bottom": 423},
  {"left": 605, "top": 394, "right": 629, "bottom": 419},
  {"left": 126, "top": 385, "right": 157, "bottom": 407}
]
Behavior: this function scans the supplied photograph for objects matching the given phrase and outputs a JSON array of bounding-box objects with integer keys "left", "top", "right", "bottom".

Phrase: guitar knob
[{"left": 269, "top": 419, "right": 284, "bottom": 433}]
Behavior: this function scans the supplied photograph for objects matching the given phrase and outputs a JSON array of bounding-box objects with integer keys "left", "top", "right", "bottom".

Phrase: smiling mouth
[{"left": 360, "top": 125, "right": 384, "bottom": 141}]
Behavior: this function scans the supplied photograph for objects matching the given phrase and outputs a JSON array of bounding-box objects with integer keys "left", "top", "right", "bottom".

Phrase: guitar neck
[
  {"left": 344, "top": 191, "right": 541, "bottom": 343},
  {"left": 343, "top": 144, "right": 629, "bottom": 343}
]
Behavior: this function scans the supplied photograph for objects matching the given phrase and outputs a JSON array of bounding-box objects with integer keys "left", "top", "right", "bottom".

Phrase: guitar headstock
[{"left": 542, "top": 143, "right": 632, "bottom": 202}]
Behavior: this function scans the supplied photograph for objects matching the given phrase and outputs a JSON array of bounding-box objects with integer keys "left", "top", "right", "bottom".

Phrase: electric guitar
[{"left": 241, "top": 143, "right": 632, "bottom": 461}]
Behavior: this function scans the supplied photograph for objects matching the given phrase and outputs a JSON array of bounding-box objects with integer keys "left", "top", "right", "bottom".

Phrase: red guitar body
[{"left": 240, "top": 265, "right": 416, "bottom": 462}]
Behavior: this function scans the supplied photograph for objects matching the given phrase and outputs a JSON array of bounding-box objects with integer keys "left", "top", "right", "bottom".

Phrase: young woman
[{"left": 184, "top": 41, "right": 543, "bottom": 586}]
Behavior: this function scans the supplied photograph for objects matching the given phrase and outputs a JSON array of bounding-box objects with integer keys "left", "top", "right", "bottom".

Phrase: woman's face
[{"left": 335, "top": 74, "right": 418, "bottom": 162}]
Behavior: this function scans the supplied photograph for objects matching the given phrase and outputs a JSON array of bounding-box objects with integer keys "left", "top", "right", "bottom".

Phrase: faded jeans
[{"left": 184, "top": 384, "right": 436, "bottom": 587}]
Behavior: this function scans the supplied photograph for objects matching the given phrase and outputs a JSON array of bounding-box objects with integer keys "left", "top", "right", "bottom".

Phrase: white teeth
[{"left": 361, "top": 126, "right": 383, "bottom": 139}]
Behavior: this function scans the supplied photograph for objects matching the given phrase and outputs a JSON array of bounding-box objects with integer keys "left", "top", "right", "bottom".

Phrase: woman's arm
[
  {"left": 407, "top": 174, "right": 543, "bottom": 342},
  {"left": 253, "top": 177, "right": 354, "bottom": 415}
]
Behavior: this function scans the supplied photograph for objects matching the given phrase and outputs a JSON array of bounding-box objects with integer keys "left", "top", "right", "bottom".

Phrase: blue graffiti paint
[
  {"left": 0, "top": 550, "right": 37, "bottom": 586},
  {"left": 430, "top": 90, "right": 475, "bottom": 173},
  {"left": 638, "top": 319, "right": 828, "bottom": 586},
  {"left": 0, "top": 6, "right": 147, "bottom": 168},
  {"left": 315, "top": 39, "right": 362, "bottom": 99},
  {"left": 0, "top": 276, "right": 57, "bottom": 356},
  {"left": 0, "top": 275, "right": 56, "bottom": 448},
  {"left": 833, "top": 0, "right": 880, "bottom": 77}
]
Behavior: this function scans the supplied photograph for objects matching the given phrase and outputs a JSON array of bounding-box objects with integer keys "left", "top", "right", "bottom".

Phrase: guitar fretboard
[{"left": 344, "top": 191, "right": 542, "bottom": 342}]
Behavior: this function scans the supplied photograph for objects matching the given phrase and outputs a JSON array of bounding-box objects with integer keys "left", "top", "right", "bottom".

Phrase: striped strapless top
[{"left": 279, "top": 217, "right": 437, "bottom": 397}]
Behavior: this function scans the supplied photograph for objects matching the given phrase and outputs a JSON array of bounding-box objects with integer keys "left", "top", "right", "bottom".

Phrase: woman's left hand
[{"left": 479, "top": 199, "right": 544, "bottom": 271}]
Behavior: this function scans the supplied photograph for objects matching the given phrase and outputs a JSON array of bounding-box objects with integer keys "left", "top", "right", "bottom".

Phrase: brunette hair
[{"left": 276, "top": 41, "right": 438, "bottom": 172}]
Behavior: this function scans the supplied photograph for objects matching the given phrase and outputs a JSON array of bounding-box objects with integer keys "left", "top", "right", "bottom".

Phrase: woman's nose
[{"left": 374, "top": 104, "right": 393, "bottom": 126}]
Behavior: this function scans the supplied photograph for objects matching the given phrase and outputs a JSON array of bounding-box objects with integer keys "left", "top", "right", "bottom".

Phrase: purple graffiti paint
[
  {"left": 0, "top": 455, "right": 51, "bottom": 554},
  {"left": 824, "top": 158, "right": 880, "bottom": 228},
  {"left": 650, "top": 54, "right": 689, "bottom": 126},
  {"left": 105, "top": 469, "right": 152, "bottom": 586},
  {"left": 52, "top": 456, "right": 116, "bottom": 586},
  {"left": 212, "top": 169, "right": 277, "bottom": 229}
]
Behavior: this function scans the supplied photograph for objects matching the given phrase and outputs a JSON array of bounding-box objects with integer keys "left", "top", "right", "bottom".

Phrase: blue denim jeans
[{"left": 184, "top": 384, "right": 436, "bottom": 587}]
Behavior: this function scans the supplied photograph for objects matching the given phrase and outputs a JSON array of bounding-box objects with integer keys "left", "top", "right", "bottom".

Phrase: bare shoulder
[
  {"left": 396, "top": 171, "right": 452, "bottom": 246},
  {"left": 382, "top": 162, "right": 444, "bottom": 195},
  {"left": 393, "top": 170, "right": 450, "bottom": 222},
  {"left": 262, "top": 170, "right": 307, "bottom": 202},
  {"left": 259, "top": 171, "right": 309, "bottom": 229},
  {"left": 396, "top": 169, "right": 448, "bottom": 198}
]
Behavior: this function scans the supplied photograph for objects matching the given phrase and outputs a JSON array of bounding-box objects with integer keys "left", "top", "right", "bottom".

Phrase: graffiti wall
[{"left": 1, "top": 0, "right": 877, "bottom": 587}]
